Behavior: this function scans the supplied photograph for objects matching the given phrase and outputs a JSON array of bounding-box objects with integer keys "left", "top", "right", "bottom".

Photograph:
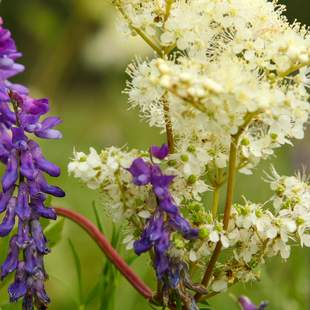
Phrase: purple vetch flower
[
  {"left": 127, "top": 158, "right": 151, "bottom": 185},
  {"left": 0, "top": 18, "right": 64, "bottom": 308},
  {"left": 128, "top": 144, "right": 199, "bottom": 304},
  {"left": 150, "top": 143, "right": 169, "bottom": 160},
  {"left": 239, "top": 296, "right": 268, "bottom": 310}
]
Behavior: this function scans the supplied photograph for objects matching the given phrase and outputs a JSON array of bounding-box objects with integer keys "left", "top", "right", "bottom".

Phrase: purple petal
[
  {"left": 8, "top": 262, "right": 27, "bottom": 302},
  {"left": 30, "top": 220, "right": 49, "bottom": 254},
  {"left": 0, "top": 197, "right": 16, "bottom": 236},
  {"left": 35, "top": 128, "right": 62, "bottom": 140},
  {"left": 0, "top": 101, "right": 16, "bottom": 124},
  {"left": 154, "top": 251, "right": 170, "bottom": 279},
  {"left": 155, "top": 230, "right": 170, "bottom": 253},
  {"left": 127, "top": 158, "right": 151, "bottom": 186},
  {"left": 12, "top": 127, "right": 28, "bottom": 151},
  {"left": 29, "top": 141, "right": 60, "bottom": 177},
  {"left": 2, "top": 150, "right": 18, "bottom": 192},
  {"left": 169, "top": 214, "right": 199, "bottom": 240},
  {"left": 39, "top": 116, "right": 62, "bottom": 130},
  {"left": 150, "top": 144, "right": 169, "bottom": 160},
  {"left": 1, "top": 235, "right": 19, "bottom": 279},
  {"left": 0, "top": 187, "right": 13, "bottom": 213},
  {"left": 0, "top": 142, "right": 9, "bottom": 163},
  {"left": 22, "top": 97, "right": 49, "bottom": 115},
  {"left": 30, "top": 194, "right": 56, "bottom": 220},
  {"left": 159, "top": 198, "right": 178, "bottom": 214},
  {"left": 133, "top": 235, "right": 153, "bottom": 255},
  {"left": 16, "top": 221, "right": 32, "bottom": 248},
  {"left": 150, "top": 168, "right": 175, "bottom": 199},
  {"left": 5, "top": 81, "right": 28, "bottom": 96},
  {"left": 33, "top": 270, "right": 50, "bottom": 305},
  {"left": 24, "top": 244, "right": 37, "bottom": 273},
  {"left": 16, "top": 183, "right": 31, "bottom": 221},
  {"left": 148, "top": 215, "right": 164, "bottom": 242},
  {"left": 239, "top": 296, "right": 268, "bottom": 310},
  {"left": 20, "top": 150, "right": 37, "bottom": 180},
  {"left": 35, "top": 173, "right": 65, "bottom": 197}
]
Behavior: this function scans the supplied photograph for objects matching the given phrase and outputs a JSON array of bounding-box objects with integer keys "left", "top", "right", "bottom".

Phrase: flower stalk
[{"left": 54, "top": 207, "right": 154, "bottom": 301}]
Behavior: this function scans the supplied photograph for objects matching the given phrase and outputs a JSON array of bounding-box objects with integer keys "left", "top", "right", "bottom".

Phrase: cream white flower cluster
[
  {"left": 69, "top": 0, "right": 310, "bottom": 305},
  {"left": 123, "top": 0, "right": 310, "bottom": 172},
  {"left": 68, "top": 147, "right": 151, "bottom": 221},
  {"left": 68, "top": 146, "right": 212, "bottom": 221},
  {"left": 184, "top": 173, "right": 310, "bottom": 293}
]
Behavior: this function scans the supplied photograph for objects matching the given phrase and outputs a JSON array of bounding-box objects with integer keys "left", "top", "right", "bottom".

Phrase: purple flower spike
[
  {"left": 129, "top": 147, "right": 199, "bottom": 292},
  {"left": 150, "top": 144, "right": 169, "bottom": 160},
  {"left": 239, "top": 296, "right": 268, "bottom": 310},
  {"left": 0, "top": 18, "right": 64, "bottom": 307}
]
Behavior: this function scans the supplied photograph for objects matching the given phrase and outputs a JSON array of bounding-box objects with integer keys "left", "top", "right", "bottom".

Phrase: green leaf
[
  {"left": 84, "top": 282, "right": 100, "bottom": 306},
  {"left": 199, "top": 300, "right": 213, "bottom": 310},
  {"left": 68, "top": 239, "right": 83, "bottom": 305},
  {"left": 44, "top": 217, "right": 65, "bottom": 248},
  {"left": 125, "top": 254, "right": 139, "bottom": 265},
  {"left": 111, "top": 224, "right": 120, "bottom": 248},
  {"left": 92, "top": 201, "right": 104, "bottom": 234}
]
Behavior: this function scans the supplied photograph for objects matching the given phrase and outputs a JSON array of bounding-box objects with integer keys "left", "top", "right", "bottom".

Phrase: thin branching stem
[
  {"left": 115, "top": 3, "right": 162, "bottom": 55},
  {"left": 195, "top": 113, "right": 258, "bottom": 302}
]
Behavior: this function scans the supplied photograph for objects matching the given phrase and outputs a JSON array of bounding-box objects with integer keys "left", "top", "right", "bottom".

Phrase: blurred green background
[{"left": 1, "top": 1, "right": 310, "bottom": 309}]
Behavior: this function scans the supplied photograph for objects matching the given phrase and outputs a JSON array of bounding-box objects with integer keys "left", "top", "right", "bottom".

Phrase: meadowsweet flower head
[{"left": 70, "top": 0, "right": 310, "bottom": 308}]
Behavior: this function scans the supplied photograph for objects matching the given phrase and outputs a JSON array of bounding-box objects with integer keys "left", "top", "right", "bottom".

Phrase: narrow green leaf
[
  {"left": 84, "top": 282, "right": 100, "bottom": 306},
  {"left": 44, "top": 217, "right": 65, "bottom": 248},
  {"left": 125, "top": 254, "right": 138, "bottom": 265},
  {"left": 111, "top": 224, "right": 119, "bottom": 248},
  {"left": 92, "top": 201, "right": 104, "bottom": 234},
  {"left": 68, "top": 239, "right": 83, "bottom": 305}
]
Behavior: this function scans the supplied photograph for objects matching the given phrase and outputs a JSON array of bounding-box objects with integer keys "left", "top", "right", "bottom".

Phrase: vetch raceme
[
  {"left": 127, "top": 144, "right": 203, "bottom": 308},
  {"left": 0, "top": 18, "right": 64, "bottom": 309}
]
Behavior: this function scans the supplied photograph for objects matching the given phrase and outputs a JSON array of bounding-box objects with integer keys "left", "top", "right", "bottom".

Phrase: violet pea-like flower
[
  {"left": 150, "top": 143, "right": 169, "bottom": 160},
  {"left": 239, "top": 296, "right": 268, "bottom": 310},
  {"left": 127, "top": 157, "right": 151, "bottom": 185}
]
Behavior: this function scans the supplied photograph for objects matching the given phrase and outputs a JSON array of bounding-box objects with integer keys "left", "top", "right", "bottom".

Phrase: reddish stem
[{"left": 54, "top": 207, "right": 153, "bottom": 301}]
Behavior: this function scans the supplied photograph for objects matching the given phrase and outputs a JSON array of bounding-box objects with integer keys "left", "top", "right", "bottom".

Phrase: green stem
[
  {"left": 163, "top": 93, "right": 175, "bottom": 153},
  {"left": 115, "top": 3, "right": 162, "bottom": 55},
  {"left": 164, "top": 0, "right": 174, "bottom": 21},
  {"left": 211, "top": 186, "right": 220, "bottom": 219},
  {"left": 195, "top": 113, "right": 257, "bottom": 302}
]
